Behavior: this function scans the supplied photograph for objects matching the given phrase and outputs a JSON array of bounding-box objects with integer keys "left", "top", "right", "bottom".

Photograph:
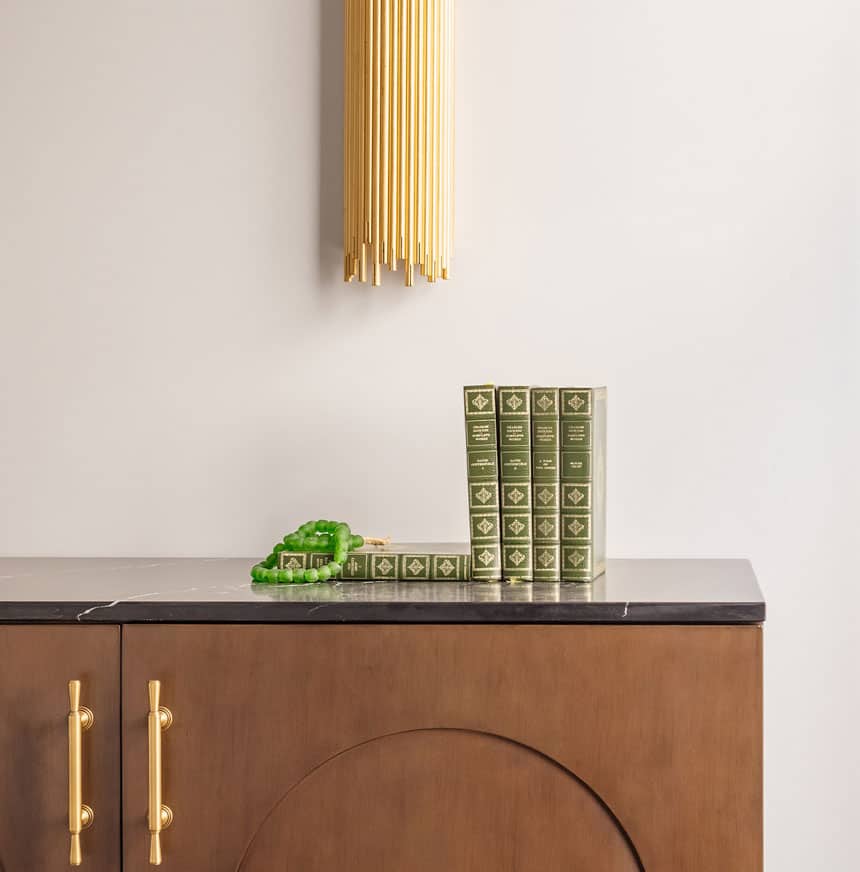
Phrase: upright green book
[
  {"left": 531, "top": 387, "right": 561, "bottom": 581},
  {"left": 497, "top": 386, "right": 532, "bottom": 579},
  {"left": 278, "top": 543, "right": 471, "bottom": 581},
  {"left": 560, "top": 387, "right": 607, "bottom": 581},
  {"left": 463, "top": 385, "right": 502, "bottom": 580}
]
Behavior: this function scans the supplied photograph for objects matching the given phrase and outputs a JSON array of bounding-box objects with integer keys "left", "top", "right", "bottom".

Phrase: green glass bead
[
  {"left": 334, "top": 552, "right": 347, "bottom": 565},
  {"left": 327, "top": 561, "right": 341, "bottom": 574},
  {"left": 250, "top": 565, "right": 262, "bottom": 581},
  {"left": 317, "top": 566, "right": 331, "bottom": 581},
  {"left": 350, "top": 535, "right": 364, "bottom": 549},
  {"left": 305, "top": 568, "right": 319, "bottom": 583},
  {"left": 283, "top": 534, "right": 301, "bottom": 549},
  {"left": 276, "top": 569, "right": 291, "bottom": 583},
  {"left": 299, "top": 522, "right": 315, "bottom": 537},
  {"left": 334, "top": 523, "right": 350, "bottom": 540},
  {"left": 273, "top": 543, "right": 285, "bottom": 554}
]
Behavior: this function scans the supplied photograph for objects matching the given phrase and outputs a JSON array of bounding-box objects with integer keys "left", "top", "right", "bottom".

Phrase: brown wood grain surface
[
  {"left": 122, "top": 624, "right": 762, "bottom": 872},
  {"left": 0, "top": 626, "right": 121, "bottom": 872}
]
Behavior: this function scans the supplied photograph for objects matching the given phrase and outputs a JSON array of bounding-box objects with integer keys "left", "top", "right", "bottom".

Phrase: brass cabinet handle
[
  {"left": 147, "top": 680, "right": 174, "bottom": 865},
  {"left": 68, "top": 680, "right": 94, "bottom": 866}
]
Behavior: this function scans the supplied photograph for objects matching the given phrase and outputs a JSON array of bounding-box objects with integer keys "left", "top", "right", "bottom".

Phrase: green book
[
  {"left": 463, "top": 385, "right": 502, "bottom": 580},
  {"left": 278, "top": 543, "right": 471, "bottom": 581},
  {"left": 497, "top": 386, "right": 532, "bottom": 579},
  {"left": 531, "top": 387, "right": 561, "bottom": 581},
  {"left": 560, "top": 387, "right": 607, "bottom": 582}
]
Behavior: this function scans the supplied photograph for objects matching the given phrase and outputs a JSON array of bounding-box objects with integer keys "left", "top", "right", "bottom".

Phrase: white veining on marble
[{"left": 75, "top": 587, "right": 201, "bottom": 621}]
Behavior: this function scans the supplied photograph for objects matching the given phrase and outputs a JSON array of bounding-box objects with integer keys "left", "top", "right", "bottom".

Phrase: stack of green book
[
  {"left": 278, "top": 543, "right": 471, "bottom": 581},
  {"left": 464, "top": 384, "right": 607, "bottom": 583}
]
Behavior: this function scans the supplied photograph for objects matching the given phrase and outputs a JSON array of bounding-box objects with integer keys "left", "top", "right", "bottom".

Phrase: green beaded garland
[{"left": 251, "top": 519, "right": 365, "bottom": 585}]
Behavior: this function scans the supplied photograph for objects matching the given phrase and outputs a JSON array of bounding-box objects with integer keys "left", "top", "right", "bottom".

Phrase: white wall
[{"left": 1, "top": 1, "right": 857, "bottom": 866}]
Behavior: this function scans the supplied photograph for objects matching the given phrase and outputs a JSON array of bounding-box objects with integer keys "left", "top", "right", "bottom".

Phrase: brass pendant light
[{"left": 343, "top": 0, "right": 454, "bottom": 286}]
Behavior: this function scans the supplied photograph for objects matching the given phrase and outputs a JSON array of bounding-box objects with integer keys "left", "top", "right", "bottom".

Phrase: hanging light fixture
[{"left": 343, "top": 0, "right": 454, "bottom": 286}]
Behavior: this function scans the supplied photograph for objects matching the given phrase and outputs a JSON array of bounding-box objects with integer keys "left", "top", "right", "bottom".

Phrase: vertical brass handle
[
  {"left": 68, "top": 680, "right": 94, "bottom": 866},
  {"left": 147, "top": 680, "right": 173, "bottom": 865}
]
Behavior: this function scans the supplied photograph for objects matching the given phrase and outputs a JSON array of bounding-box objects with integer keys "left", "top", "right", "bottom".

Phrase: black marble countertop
[{"left": 0, "top": 558, "right": 764, "bottom": 624}]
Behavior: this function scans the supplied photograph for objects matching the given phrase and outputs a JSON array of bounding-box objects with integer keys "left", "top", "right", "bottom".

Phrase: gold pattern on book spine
[{"left": 344, "top": 0, "right": 454, "bottom": 286}]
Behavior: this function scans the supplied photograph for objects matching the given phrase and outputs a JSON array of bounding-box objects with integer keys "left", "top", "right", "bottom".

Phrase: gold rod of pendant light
[
  {"left": 398, "top": 0, "right": 407, "bottom": 261},
  {"left": 440, "top": 0, "right": 447, "bottom": 277},
  {"left": 388, "top": 0, "right": 398, "bottom": 270},
  {"left": 416, "top": 0, "right": 425, "bottom": 272},
  {"left": 373, "top": 0, "right": 382, "bottom": 284},
  {"left": 433, "top": 0, "right": 443, "bottom": 281},
  {"left": 446, "top": 0, "right": 453, "bottom": 278},
  {"left": 424, "top": 0, "right": 431, "bottom": 276},
  {"left": 428, "top": 0, "right": 436, "bottom": 279},
  {"left": 429, "top": 0, "right": 436, "bottom": 282},
  {"left": 345, "top": 0, "right": 353, "bottom": 280},
  {"left": 364, "top": 0, "right": 372, "bottom": 247},
  {"left": 380, "top": 0, "right": 389, "bottom": 268},
  {"left": 354, "top": 0, "right": 361, "bottom": 274},
  {"left": 406, "top": 0, "right": 416, "bottom": 286},
  {"left": 359, "top": 0, "right": 368, "bottom": 281}
]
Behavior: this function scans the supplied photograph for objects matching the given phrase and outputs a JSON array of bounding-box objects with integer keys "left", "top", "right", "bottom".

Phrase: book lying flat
[{"left": 277, "top": 543, "right": 471, "bottom": 581}]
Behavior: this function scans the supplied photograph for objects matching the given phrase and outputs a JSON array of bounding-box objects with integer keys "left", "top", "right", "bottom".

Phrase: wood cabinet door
[
  {"left": 0, "top": 626, "right": 121, "bottom": 872},
  {"left": 122, "top": 625, "right": 761, "bottom": 872}
]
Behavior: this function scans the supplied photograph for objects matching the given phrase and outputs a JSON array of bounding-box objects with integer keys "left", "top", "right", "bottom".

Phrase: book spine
[
  {"left": 279, "top": 550, "right": 393, "bottom": 580},
  {"left": 464, "top": 385, "right": 502, "bottom": 580},
  {"left": 497, "top": 386, "right": 533, "bottom": 580},
  {"left": 277, "top": 551, "right": 470, "bottom": 581},
  {"left": 401, "top": 553, "right": 471, "bottom": 581},
  {"left": 560, "top": 387, "right": 607, "bottom": 581},
  {"left": 531, "top": 387, "right": 561, "bottom": 581}
]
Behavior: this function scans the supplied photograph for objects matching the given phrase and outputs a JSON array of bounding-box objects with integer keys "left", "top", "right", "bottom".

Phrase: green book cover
[
  {"left": 463, "top": 385, "right": 502, "bottom": 580},
  {"left": 497, "top": 386, "right": 532, "bottom": 579},
  {"left": 531, "top": 387, "right": 560, "bottom": 581},
  {"left": 278, "top": 543, "right": 471, "bottom": 581},
  {"left": 560, "top": 387, "right": 607, "bottom": 581}
]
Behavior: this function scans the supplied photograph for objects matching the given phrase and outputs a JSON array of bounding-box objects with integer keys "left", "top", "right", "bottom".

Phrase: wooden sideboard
[{"left": 0, "top": 558, "right": 764, "bottom": 871}]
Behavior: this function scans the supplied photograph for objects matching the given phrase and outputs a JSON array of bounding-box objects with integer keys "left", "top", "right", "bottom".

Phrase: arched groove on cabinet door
[{"left": 236, "top": 727, "right": 645, "bottom": 872}]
